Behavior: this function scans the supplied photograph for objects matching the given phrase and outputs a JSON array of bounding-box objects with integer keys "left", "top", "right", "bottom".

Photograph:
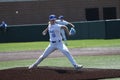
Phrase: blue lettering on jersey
[{"left": 49, "top": 30, "right": 56, "bottom": 38}]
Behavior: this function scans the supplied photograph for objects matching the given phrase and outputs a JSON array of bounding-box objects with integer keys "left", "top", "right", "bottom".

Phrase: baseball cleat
[
  {"left": 28, "top": 64, "right": 37, "bottom": 69},
  {"left": 74, "top": 64, "right": 83, "bottom": 71}
]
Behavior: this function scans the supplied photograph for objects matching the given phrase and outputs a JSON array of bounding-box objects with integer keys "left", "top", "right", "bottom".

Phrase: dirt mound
[{"left": 0, "top": 66, "right": 120, "bottom": 80}]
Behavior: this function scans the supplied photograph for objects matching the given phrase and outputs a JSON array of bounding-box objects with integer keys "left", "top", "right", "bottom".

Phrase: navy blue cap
[
  {"left": 49, "top": 14, "right": 56, "bottom": 20},
  {"left": 59, "top": 15, "right": 64, "bottom": 19}
]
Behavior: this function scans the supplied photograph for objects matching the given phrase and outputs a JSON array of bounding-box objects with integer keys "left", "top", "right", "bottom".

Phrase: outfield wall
[{"left": 0, "top": 20, "right": 120, "bottom": 43}]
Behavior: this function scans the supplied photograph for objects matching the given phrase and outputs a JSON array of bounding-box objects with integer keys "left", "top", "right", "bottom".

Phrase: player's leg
[
  {"left": 58, "top": 43, "right": 77, "bottom": 65},
  {"left": 60, "top": 29, "right": 68, "bottom": 45},
  {"left": 58, "top": 42, "right": 83, "bottom": 70},
  {"left": 29, "top": 44, "right": 55, "bottom": 69}
]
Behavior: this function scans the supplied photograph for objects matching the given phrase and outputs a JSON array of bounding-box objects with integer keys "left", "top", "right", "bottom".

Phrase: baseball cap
[
  {"left": 49, "top": 14, "right": 56, "bottom": 20},
  {"left": 59, "top": 15, "right": 64, "bottom": 19}
]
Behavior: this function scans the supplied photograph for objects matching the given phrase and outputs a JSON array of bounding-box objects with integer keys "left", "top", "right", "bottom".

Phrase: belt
[{"left": 51, "top": 40, "right": 61, "bottom": 43}]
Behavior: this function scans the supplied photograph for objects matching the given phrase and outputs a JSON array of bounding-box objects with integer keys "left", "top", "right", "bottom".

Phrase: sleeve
[{"left": 63, "top": 20, "right": 69, "bottom": 25}]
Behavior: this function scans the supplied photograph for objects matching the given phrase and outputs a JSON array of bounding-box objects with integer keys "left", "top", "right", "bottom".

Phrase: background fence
[{"left": 0, "top": 19, "right": 120, "bottom": 43}]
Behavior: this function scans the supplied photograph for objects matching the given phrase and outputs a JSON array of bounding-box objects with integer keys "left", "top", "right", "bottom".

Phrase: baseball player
[
  {"left": 56, "top": 15, "right": 75, "bottom": 45},
  {"left": 29, "top": 14, "right": 82, "bottom": 70},
  {"left": 0, "top": 21, "right": 7, "bottom": 32}
]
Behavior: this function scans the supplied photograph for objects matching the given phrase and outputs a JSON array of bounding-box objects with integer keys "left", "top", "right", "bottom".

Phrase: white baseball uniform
[
  {"left": 29, "top": 23, "right": 78, "bottom": 68},
  {"left": 56, "top": 20, "right": 69, "bottom": 45}
]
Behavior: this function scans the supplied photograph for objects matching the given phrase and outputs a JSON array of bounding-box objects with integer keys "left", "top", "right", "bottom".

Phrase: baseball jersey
[
  {"left": 48, "top": 23, "right": 62, "bottom": 41},
  {"left": 56, "top": 20, "right": 69, "bottom": 25},
  {"left": 0, "top": 23, "right": 7, "bottom": 28}
]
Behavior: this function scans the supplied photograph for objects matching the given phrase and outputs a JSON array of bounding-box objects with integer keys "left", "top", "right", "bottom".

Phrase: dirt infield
[
  {"left": 0, "top": 47, "right": 120, "bottom": 80},
  {"left": 0, "top": 66, "right": 120, "bottom": 80},
  {"left": 0, "top": 47, "right": 120, "bottom": 61}
]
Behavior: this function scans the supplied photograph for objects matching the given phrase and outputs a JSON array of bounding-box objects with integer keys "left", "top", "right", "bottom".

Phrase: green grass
[
  {"left": 0, "top": 55, "right": 120, "bottom": 70},
  {"left": 68, "top": 39, "right": 120, "bottom": 48},
  {"left": 0, "top": 39, "right": 120, "bottom": 79},
  {"left": 0, "top": 39, "right": 120, "bottom": 52},
  {"left": 0, "top": 41, "right": 49, "bottom": 52}
]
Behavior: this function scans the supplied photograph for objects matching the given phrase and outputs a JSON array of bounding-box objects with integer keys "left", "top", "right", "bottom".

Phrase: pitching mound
[{"left": 0, "top": 66, "right": 120, "bottom": 80}]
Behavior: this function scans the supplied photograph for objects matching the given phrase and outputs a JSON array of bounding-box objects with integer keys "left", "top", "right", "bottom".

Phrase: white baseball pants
[{"left": 31, "top": 41, "right": 78, "bottom": 67}]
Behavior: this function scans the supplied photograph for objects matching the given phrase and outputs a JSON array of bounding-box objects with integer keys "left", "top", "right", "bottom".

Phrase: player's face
[{"left": 50, "top": 20, "right": 55, "bottom": 24}]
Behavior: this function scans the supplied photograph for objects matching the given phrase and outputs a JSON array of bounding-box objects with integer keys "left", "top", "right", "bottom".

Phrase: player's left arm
[
  {"left": 42, "top": 27, "right": 48, "bottom": 35},
  {"left": 42, "top": 22, "right": 50, "bottom": 35}
]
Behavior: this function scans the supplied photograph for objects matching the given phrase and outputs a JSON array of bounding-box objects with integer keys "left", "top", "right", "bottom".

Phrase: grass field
[
  {"left": 0, "top": 39, "right": 120, "bottom": 52},
  {"left": 0, "top": 55, "right": 120, "bottom": 70},
  {"left": 0, "top": 39, "right": 120, "bottom": 80}
]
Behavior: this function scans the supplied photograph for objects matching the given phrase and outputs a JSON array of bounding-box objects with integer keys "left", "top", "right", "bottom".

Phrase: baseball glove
[{"left": 69, "top": 27, "right": 76, "bottom": 35}]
